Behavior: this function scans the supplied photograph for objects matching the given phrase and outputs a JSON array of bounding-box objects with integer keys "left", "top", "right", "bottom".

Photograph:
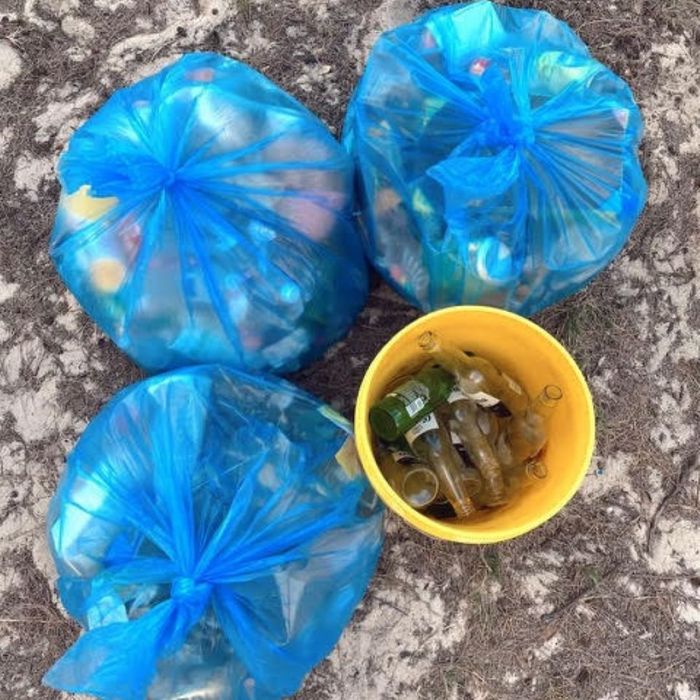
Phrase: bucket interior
[{"left": 355, "top": 307, "right": 595, "bottom": 543}]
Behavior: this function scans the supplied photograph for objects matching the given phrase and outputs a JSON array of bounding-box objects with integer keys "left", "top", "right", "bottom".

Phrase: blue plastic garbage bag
[
  {"left": 343, "top": 1, "right": 647, "bottom": 315},
  {"left": 44, "top": 365, "right": 383, "bottom": 700},
  {"left": 50, "top": 52, "right": 367, "bottom": 374}
]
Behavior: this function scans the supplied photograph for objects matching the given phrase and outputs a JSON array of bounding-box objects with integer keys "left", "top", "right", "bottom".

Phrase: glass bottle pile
[{"left": 369, "top": 330, "right": 563, "bottom": 520}]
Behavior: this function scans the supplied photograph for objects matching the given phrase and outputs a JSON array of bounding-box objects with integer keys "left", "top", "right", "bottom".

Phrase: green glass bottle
[{"left": 369, "top": 364, "right": 455, "bottom": 442}]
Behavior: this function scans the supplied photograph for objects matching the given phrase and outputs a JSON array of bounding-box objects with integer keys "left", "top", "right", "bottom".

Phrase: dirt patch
[{"left": 0, "top": 547, "right": 79, "bottom": 699}]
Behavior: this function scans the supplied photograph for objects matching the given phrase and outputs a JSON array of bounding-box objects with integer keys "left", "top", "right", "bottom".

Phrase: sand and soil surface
[{"left": 0, "top": 0, "right": 699, "bottom": 698}]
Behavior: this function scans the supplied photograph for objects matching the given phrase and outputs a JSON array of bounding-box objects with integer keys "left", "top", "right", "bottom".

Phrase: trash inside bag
[
  {"left": 343, "top": 1, "right": 647, "bottom": 315},
  {"left": 50, "top": 52, "right": 367, "bottom": 374},
  {"left": 44, "top": 365, "right": 383, "bottom": 700}
]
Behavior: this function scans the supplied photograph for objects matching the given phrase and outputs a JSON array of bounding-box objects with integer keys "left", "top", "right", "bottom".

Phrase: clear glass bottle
[
  {"left": 504, "top": 459, "right": 548, "bottom": 494},
  {"left": 444, "top": 391, "right": 507, "bottom": 504},
  {"left": 378, "top": 446, "right": 440, "bottom": 510},
  {"left": 418, "top": 331, "right": 528, "bottom": 417},
  {"left": 448, "top": 439, "right": 485, "bottom": 500},
  {"left": 506, "top": 384, "right": 563, "bottom": 464},
  {"left": 404, "top": 412, "right": 477, "bottom": 518}
]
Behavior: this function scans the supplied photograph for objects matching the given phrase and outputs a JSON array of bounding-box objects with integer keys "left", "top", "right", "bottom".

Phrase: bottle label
[
  {"left": 465, "top": 390, "right": 500, "bottom": 408},
  {"left": 405, "top": 413, "right": 438, "bottom": 445},
  {"left": 502, "top": 372, "right": 524, "bottom": 396},
  {"left": 388, "top": 446, "right": 419, "bottom": 465},
  {"left": 450, "top": 430, "right": 473, "bottom": 467},
  {"left": 447, "top": 385, "right": 511, "bottom": 417},
  {"left": 447, "top": 387, "right": 467, "bottom": 403},
  {"left": 388, "top": 379, "right": 429, "bottom": 418},
  {"left": 490, "top": 402, "right": 512, "bottom": 418}
]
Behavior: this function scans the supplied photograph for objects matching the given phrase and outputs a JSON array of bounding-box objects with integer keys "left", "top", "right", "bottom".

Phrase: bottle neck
[{"left": 533, "top": 385, "right": 563, "bottom": 414}]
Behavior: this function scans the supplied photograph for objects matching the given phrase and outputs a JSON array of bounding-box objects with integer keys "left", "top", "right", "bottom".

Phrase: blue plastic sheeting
[
  {"left": 344, "top": 1, "right": 647, "bottom": 315},
  {"left": 44, "top": 365, "right": 383, "bottom": 700},
  {"left": 51, "top": 53, "right": 367, "bottom": 374}
]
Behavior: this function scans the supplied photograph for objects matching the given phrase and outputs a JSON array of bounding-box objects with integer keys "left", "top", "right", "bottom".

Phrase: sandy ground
[{"left": 1, "top": 0, "right": 699, "bottom": 698}]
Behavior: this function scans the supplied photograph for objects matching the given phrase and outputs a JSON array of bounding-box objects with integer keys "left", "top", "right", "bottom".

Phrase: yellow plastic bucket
[{"left": 355, "top": 306, "right": 595, "bottom": 544}]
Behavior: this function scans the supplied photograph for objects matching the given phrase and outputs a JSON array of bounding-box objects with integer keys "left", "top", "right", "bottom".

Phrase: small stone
[{"left": 60, "top": 16, "right": 96, "bottom": 42}]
